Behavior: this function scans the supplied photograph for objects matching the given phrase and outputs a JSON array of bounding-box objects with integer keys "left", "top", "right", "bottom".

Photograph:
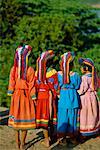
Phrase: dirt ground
[
  {"left": 0, "top": 125, "right": 100, "bottom": 150},
  {"left": 91, "top": 4, "right": 100, "bottom": 8}
]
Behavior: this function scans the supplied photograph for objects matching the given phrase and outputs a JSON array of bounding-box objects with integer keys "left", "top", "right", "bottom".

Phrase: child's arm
[
  {"left": 7, "top": 67, "right": 15, "bottom": 96},
  {"left": 74, "top": 73, "right": 81, "bottom": 90},
  {"left": 28, "top": 67, "right": 36, "bottom": 100},
  {"left": 56, "top": 71, "right": 63, "bottom": 98},
  {"left": 78, "top": 76, "right": 88, "bottom": 95}
]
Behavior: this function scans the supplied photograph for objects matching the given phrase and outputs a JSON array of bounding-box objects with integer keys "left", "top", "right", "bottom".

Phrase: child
[
  {"left": 78, "top": 58, "right": 100, "bottom": 138},
  {"left": 35, "top": 50, "right": 58, "bottom": 147},
  {"left": 57, "top": 52, "right": 81, "bottom": 144},
  {"left": 7, "top": 43, "right": 36, "bottom": 149}
]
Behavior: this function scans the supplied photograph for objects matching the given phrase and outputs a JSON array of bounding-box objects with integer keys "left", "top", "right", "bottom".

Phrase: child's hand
[
  {"left": 58, "top": 95, "right": 60, "bottom": 98},
  {"left": 31, "top": 95, "right": 36, "bottom": 100},
  {"left": 77, "top": 90, "right": 80, "bottom": 95}
]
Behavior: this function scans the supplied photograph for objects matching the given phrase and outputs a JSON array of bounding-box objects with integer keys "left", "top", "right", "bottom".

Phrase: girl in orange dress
[
  {"left": 35, "top": 50, "right": 58, "bottom": 147},
  {"left": 7, "top": 43, "right": 36, "bottom": 149}
]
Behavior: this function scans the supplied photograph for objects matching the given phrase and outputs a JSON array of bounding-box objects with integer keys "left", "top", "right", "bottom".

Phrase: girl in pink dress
[{"left": 78, "top": 58, "right": 100, "bottom": 137}]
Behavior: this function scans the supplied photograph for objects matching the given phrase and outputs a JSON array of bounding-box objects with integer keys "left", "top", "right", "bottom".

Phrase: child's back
[
  {"left": 57, "top": 52, "right": 81, "bottom": 141},
  {"left": 8, "top": 62, "right": 36, "bottom": 130},
  {"left": 58, "top": 71, "right": 80, "bottom": 109},
  {"left": 78, "top": 58, "right": 100, "bottom": 137}
]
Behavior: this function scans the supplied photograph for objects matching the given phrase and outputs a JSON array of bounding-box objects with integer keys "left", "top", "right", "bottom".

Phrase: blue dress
[{"left": 57, "top": 71, "right": 81, "bottom": 134}]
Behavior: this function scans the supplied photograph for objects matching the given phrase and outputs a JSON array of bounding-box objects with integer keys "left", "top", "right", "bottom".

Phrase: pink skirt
[{"left": 80, "top": 91, "right": 100, "bottom": 136}]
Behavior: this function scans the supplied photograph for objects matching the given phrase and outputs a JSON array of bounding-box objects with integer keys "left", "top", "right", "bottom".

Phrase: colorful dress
[
  {"left": 78, "top": 73, "right": 100, "bottom": 136},
  {"left": 7, "top": 66, "right": 36, "bottom": 130},
  {"left": 35, "top": 68, "right": 58, "bottom": 128},
  {"left": 57, "top": 71, "right": 81, "bottom": 134}
]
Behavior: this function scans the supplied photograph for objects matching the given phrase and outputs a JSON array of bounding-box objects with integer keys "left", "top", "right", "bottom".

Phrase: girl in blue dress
[{"left": 57, "top": 52, "right": 81, "bottom": 144}]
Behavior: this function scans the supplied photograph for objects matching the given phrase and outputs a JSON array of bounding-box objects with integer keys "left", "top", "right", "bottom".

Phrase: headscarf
[
  {"left": 79, "top": 58, "right": 97, "bottom": 90},
  {"left": 37, "top": 50, "right": 54, "bottom": 83},
  {"left": 13, "top": 44, "right": 32, "bottom": 80},
  {"left": 60, "top": 51, "right": 75, "bottom": 84}
]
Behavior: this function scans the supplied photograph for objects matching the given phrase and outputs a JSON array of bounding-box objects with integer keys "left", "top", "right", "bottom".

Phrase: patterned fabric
[
  {"left": 60, "top": 52, "right": 75, "bottom": 84},
  {"left": 13, "top": 45, "right": 32, "bottom": 80},
  {"left": 78, "top": 74, "right": 100, "bottom": 136},
  {"left": 37, "top": 50, "right": 54, "bottom": 82}
]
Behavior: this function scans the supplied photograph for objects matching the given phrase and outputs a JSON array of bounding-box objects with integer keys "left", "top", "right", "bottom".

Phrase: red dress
[
  {"left": 7, "top": 67, "right": 36, "bottom": 130},
  {"left": 35, "top": 68, "right": 58, "bottom": 128}
]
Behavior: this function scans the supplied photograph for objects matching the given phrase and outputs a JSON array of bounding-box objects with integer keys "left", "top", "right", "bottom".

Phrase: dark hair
[
  {"left": 82, "top": 64, "right": 92, "bottom": 72},
  {"left": 69, "top": 61, "right": 74, "bottom": 71},
  {"left": 19, "top": 42, "right": 24, "bottom": 46},
  {"left": 46, "top": 57, "right": 54, "bottom": 68}
]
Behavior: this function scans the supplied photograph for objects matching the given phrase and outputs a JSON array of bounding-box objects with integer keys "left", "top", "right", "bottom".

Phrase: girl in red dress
[{"left": 35, "top": 50, "right": 58, "bottom": 147}]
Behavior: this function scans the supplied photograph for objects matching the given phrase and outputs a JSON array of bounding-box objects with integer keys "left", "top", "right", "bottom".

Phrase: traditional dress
[
  {"left": 35, "top": 51, "right": 58, "bottom": 128},
  {"left": 57, "top": 52, "right": 81, "bottom": 134},
  {"left": 7, "top": 45, "right": 36, "bottom": 130},
  {"left": 78, "top": 58, "right": 100, "bottom": 136}
]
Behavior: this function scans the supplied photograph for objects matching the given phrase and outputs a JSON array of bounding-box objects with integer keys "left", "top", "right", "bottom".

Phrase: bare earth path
[
  {"left": 91, "top": 4, "right": 100, "bottom": 8},
  {"left": 0, "top": 125, "right": 100, "bottom": 150}
]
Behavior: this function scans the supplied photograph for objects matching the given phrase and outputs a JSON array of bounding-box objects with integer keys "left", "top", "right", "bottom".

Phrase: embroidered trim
[{"left": 9, "top": 115, "right": 35, "bottom": 123}]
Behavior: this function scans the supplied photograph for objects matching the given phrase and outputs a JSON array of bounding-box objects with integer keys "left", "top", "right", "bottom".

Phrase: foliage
[
  {"left": 0, "top": 0, "right": 23, "bottom": 41},
  {"left": 0, "top": 0, "right": 100, "bottom": 107}
]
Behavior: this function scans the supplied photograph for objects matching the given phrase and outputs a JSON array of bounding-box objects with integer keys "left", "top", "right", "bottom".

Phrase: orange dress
[{"left": 7, "top": 66, "right": 36, "bottom": 130}]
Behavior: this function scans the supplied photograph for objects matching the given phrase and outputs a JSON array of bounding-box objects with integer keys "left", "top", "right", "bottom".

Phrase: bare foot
[
  {"left": 41, "top": 139, "right": 50, "bottom": 148},
  {"left": 71, "top": 139, "right": 78, "bottom": 145},
  {"left": 20, "top": 144, "right": 25, "bottom": 150},
  {"left": 80, "top": 135, "right": 87, "bottom": 143},
  {"left": 58, "top": 138, "right": 67, "bottom": 146}
]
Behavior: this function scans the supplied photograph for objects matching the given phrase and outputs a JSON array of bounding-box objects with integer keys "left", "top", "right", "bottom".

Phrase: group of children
[{"left": 7, "top": 42, "right": 100, "bottom": 149}]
